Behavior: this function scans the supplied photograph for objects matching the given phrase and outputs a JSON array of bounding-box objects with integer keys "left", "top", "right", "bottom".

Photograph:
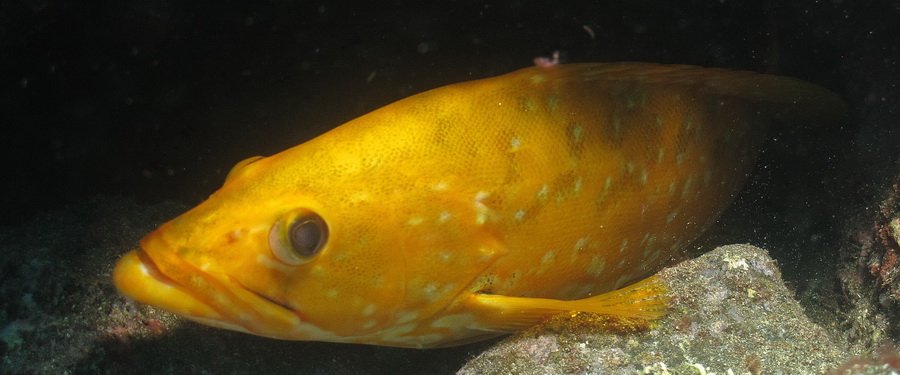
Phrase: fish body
[{"left": 113, "top": 63, "right": 843, "bottom": 348}]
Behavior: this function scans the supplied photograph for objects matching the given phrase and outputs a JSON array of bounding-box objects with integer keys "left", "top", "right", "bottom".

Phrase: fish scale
[{"left": 113, "top": 63, "right": 845, "bottom": 348}]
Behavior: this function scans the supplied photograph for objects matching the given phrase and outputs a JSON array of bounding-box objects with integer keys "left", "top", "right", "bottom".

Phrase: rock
[
  {"left": 839, "top": 173, "right": 900, "bottom": 352},
  {"left": 458, "top": 244, "right": 849, "bottom": 374}
]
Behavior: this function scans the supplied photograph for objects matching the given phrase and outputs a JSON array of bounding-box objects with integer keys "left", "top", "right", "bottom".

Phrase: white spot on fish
[
  {"left": 574, "top": 237, "right": 589, "bottom": 253},
  {"left": 642, "top": 234, "right": 657, "bottom": 257},
  {"left": 670, "top": 240, "right": 683, "bottom": 252},
  {"left": 537, "top": 184, "right": 549, "bottom": 201},
  {"left": 212, "top": 292, "right": 229, "bottom": 307},
  {"left": 547, "top": 93, "right": 560, "bottom": 112},
  {"left": 236, "top": 312, "right": 253, "bottom": 323},
  {"left": 351, "top": 191, "right": 371, "bottom": 203},
  {"left": 514, "top": 209, "right": 526, "bottom": 221},
  {"left": 683, "top": 113, "right": 694, "bottom": 131},
  {"left": 326, "top": 289, "right": 339, "bottom": 299},
  {"left": 657, "top": 147, "right": 665, "bottom": 163},
  {"left": 667, "top": 210, "right": 679, "bottom": 224},
  {"left": 542, "top": 251, "right": 556, "bottom": 264},
  {"left": 362, "top": 304, "right": 377, "bottom": 317},
  {"left": 536, "top": 251, "right": 556, "bottom": 274},
  {"left": 379, "top": 323, "right": 418, "bottom": 343},
  {"left": 439, "top": 251, "right": 453, "bottom": 263},
  {"left": 477, "top": 247, "right": 496, "bottom": 263},
  {"left": 682, "top": 175, "right": 694, "bottom": 199},
  {"left": 572, "top": 124, "right": 584, "bottom": 142},
  {"left": 676, "top": 152, "right": 686, "bottom": 166},
  {"left": 432, "top": 181, "right": 449, "bottom": 192},
  {"left": 422, "top": 283, "right": 440, "bottom": 300},
  {"left": 509, "top": 136, "right": 522, "bottom": 152},
  {"left": 406, "top": 216, "right": 424, "bottom": 226},
  {"left": 310, "top": 265, "right": 328, "bottom": 278},
  {"left": 574, "top": 176, "right": 583, "bottom": 194},
  {"left": 438, "top": 211, "right": 452, "bottom": 223},
  {"left": 587, "top": 255, "right": 606, "bottom": 277},
  {"left": 619, "top": 238, "right": 629, "bottom": 253},
  {"left": 640, "top": 169, "right": 649, "bottom": 185},
  {"left": 362, "top": 319, "right": 377, "bottom": 329},
  {"left": 474, "top": 191, "right": 491, "bottom": 225},
  {"left": 395, "top": 311, "right": 419, "bottom": 324},
  {"left": 519, "top": 96, "right": 537, "bottom": 112},
  {"left": 189, "top": 275, "right": 205, "bottom": 289}
]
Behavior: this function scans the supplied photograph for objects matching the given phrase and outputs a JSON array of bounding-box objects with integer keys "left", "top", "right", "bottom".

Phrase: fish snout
[
  {"left": 113, "top": 249, "right": 227, "bottom": 323},
  {"left": 112, "top": 232, "right": 304, "bottom": 338}
]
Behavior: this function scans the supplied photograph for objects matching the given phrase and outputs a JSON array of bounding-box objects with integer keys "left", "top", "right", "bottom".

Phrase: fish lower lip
[
  {"left": 112, "top": 250, "right": 228, "bottom": 324},
  {"left": 113, "top": 246, "right": 303, "bottom": 337}
]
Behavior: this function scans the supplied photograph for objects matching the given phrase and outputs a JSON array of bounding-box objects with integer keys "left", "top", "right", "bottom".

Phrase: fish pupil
[{"left": 290, "top": 217, "right": 326, "bottom": 257}]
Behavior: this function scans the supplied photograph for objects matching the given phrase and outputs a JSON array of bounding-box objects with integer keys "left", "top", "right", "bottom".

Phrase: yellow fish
[{"left": 113, "top": 63, "right": 843, "bottom": 348}]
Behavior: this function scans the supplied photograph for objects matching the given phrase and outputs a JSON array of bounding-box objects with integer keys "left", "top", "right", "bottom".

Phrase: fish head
[
  {"left": 113, "top": 148, "right": 426, "bottom": 343},
  {"left": 112, "top": 123, "right": 499, "bottom": 346}
]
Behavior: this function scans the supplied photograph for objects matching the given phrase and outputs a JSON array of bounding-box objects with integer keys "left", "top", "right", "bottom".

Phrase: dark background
[
  {"left": 5, "top": 0, "right": 893, "bottom": 227},
  {"left": 1, "top": 1, "right": 899, "bottom": 373}
]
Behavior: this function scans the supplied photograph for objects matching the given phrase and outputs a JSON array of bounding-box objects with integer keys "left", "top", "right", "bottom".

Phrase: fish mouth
[{"left": 112, "top": 231, "right": 302, "bottom": 337}]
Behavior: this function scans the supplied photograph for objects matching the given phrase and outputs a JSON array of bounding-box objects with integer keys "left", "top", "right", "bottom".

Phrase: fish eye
[{"left": 269, "top": 209, "right": 328, "bottom": 265}]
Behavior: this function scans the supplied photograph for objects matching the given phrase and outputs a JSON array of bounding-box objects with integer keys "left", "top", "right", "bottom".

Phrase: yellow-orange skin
[{"left": 113, "top": 63, "right": 843, "bottom": 348}]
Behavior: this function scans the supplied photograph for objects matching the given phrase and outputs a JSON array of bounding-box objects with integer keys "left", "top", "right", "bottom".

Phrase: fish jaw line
[
  {"left": 113, "top": 249, "right": 230, "bottom": 325},
  {"left": 113, "top": 233, "right": 304, "bottom": 338}
]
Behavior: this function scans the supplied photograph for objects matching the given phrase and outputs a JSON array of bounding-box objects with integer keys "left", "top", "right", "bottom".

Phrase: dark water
[
  {"left": 7, "top": 1, "right": 891, "bottom": 225},
  {"left": 1, "top": 1, "right": 898, "bottom": 373}
]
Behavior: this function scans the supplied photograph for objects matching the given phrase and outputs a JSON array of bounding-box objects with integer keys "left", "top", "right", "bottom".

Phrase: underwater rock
[
  {"left": 458, "top": 244, "right": 850, "bottom": 374},
  {"left": 839, "top": 171, "right": 900, "bottom": 352}
]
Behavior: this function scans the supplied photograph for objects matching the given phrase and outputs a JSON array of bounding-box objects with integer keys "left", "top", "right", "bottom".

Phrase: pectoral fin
[{"left": 464, "top": 276, "right": 668, "bottom": 333}]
